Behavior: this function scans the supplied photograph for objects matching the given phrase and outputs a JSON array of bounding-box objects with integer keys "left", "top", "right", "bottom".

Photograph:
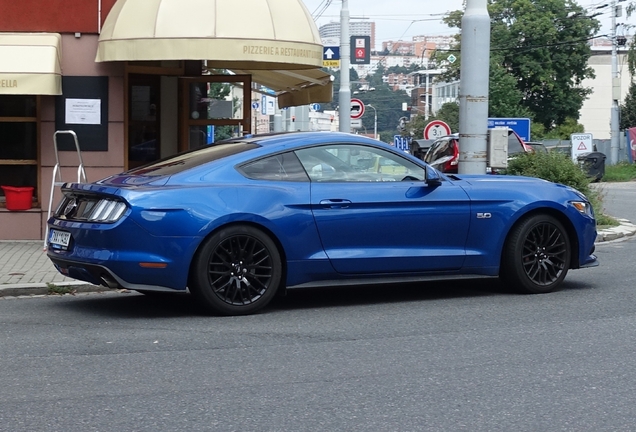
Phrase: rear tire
[
  {"left": 189, "top": 225, "right": 282, "bottom": 315},
  {"left": 501, "top": 214, "right": 571, "bottom": 294}
]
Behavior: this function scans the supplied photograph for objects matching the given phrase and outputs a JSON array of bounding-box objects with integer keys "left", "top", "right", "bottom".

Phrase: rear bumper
[
  {"left": 46, "top": 217, "right": 201, "bottom": 291},
  {"left": 47, "top": 255, "right": 185, "bottom": 292}
]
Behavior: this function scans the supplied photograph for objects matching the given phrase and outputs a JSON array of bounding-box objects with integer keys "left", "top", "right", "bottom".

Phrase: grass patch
[
  {"left": 603, "top": 162, "right": 636, "bottom": 182},
  {"left": 46, "top": 283, "right": 76, "bottom": 295}
]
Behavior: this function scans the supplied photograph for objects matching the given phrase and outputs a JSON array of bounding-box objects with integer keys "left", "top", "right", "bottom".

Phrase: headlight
[{"left": 571, "top": 200, "right": 593, "bottom": 217}]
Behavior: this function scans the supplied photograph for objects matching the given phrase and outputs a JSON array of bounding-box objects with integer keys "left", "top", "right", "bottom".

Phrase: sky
[{"left": 301, "top": 0, "right": 635, "bottom": 50}]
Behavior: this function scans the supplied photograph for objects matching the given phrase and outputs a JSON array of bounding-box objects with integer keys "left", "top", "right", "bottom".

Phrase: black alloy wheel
[
  {"left": 190, "top": 225, "right": 282, "bottom": 315},
  {"left": 502, "top": 214, "right": 571, "bottom": 294}
]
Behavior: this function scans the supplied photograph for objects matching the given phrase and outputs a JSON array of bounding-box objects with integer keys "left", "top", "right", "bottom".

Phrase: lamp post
[{"left": 367, "top": 104, "right": 377, "bottom": 140}]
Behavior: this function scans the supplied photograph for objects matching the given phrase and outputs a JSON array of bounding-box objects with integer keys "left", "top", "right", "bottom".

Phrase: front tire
[
  {"left": 189, "top": 225, "right": 282, "bottom": 315},
  {"left": 501, "top": 214, "right": 571, "bottom": 294}
]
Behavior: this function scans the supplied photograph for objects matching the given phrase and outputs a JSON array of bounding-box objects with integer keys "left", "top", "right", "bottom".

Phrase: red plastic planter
[{"left": 1, "top": 186, "right": 34, "bottom": 211}]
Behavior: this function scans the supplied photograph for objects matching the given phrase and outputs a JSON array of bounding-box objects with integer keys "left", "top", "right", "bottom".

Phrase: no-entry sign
[{"left": 350, "top": 98, "right": 365, "bottom": 119}]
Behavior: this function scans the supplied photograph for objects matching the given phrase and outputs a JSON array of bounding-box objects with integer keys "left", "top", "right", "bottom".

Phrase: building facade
[
  {"left": 319, "top": 21, "right": 376, "bottom": 50},
  {"left": 579, "top": 50, "right": 631, "bottom": 140}
]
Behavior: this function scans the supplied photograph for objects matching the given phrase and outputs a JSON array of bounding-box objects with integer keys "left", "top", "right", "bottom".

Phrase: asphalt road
[
  {"left": 0, "top": 182, "right": 634, "bottom": 432},
  {"left": 595, "top": 181, "right": 636, "bottom": 221}
]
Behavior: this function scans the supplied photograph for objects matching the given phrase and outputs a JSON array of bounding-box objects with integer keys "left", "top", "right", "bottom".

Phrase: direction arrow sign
[
  {"left": 323, "top": 46, "right": 340, "bottom": 60},
  {"left": 424, "top": 120, "right": 452, "bottom": 139},
  {"left": 350, "top": 98, "right": 365, "bottom": 119}
]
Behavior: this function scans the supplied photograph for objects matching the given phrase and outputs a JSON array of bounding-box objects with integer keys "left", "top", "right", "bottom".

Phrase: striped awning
[
  {"left": 0, "top": 33, "right": 62, "bottom": 95},
  {"left": 96, "top": 0, "right": 332, "bottom": 108}
]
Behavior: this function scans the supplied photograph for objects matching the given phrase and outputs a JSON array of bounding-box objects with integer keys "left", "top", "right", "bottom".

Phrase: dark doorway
[{"left": 128, "top": 74, "right": 160, "bottom": 169}]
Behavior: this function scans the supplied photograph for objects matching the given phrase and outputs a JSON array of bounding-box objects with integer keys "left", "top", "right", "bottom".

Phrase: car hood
[
  {"left": 452, "top": 173, "right": 586, "bottom": 198},
  {"left": 456, "top": 174, "right": 550, "bottom": 185}
]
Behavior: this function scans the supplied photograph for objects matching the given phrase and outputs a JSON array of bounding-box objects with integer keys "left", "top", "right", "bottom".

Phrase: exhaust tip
[{"left": 100, "top": 274, "right": 119, "bottom": 289}]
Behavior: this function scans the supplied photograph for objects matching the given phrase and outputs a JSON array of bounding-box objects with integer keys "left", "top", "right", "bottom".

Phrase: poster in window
[
  {"left": 55, "top": 76, "right": 109, "bottom": 151},
  {"left": 65, "top": 99, "right": 101, "bottom": 125}
]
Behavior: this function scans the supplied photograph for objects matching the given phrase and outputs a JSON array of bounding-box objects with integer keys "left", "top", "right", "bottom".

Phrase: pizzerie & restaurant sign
[{"left": 242, "top": 45, "right": 321, "bottom": 61}]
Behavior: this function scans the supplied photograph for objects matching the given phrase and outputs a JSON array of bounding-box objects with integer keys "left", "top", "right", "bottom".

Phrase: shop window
[{"left": 0, "top": 95, "right": 38, "bottom": 206}]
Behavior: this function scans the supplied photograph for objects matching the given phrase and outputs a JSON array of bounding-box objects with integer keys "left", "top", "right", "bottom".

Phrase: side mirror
[{"left": 426, "top": 166, "right": 442, "bottom": 187}]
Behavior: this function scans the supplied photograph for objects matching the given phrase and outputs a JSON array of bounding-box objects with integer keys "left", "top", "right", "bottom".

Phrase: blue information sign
[
  {"left": 393, "top": 135, "right": 411, "bottom": 152},
  {"left": 323, "top": 46, "right": 340, "bottom": 61},
  {"left": 488, "top": 118, "right": 531, "bottom": 142}
]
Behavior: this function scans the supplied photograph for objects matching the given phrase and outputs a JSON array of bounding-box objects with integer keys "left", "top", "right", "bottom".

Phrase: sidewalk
[{"left": 2, "top": 220, "right": 635, "bottom": 297}]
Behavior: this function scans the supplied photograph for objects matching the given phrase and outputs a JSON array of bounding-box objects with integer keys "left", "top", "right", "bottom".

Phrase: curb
[
  {"left": 0, "top": 281, "right": 110, "bottom": 298},
  {"left": 596, "top": 218, "right": 636, "bottom": 243}
]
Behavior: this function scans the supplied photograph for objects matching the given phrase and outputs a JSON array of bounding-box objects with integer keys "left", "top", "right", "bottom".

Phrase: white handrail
[{"left": 43, "top": 130, "right": 87, "bottom": 250}]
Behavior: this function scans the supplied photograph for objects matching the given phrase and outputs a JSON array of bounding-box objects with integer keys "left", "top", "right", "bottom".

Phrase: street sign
[
  {"left": 251, "top": 101, "right": 259, "bottom": 109},
  {"left": 323, "top": 46, "right": 340, "bottom": 60},
  {"left": 393, "top": 135, "right": 411, "bottom": 152},
  {"left": 351, "top": 118, "right": 362, "bottom": 129},
  {"left": 323, "top": 46, "right": 340, "bottom": 68},
  {"left": 424, "top": 120, "right": 452, "bottom": 139},
  {"left": 488, "top": 118, "right": 531, "bottom": 142},
  {"left": 570, "top": 133, "right": 593, "bottom": 161},
  {"left": 350, "top": 98, "right": 365, "bottom": 119},
  {"left": 310, "top": 103, "right": 321, "bottom": 111},
  {"left": 261, "top": 95, "right": 275, "bottom": 115},
  {"left": 350, "top": 36, "right": 371, "bottom": 64}
]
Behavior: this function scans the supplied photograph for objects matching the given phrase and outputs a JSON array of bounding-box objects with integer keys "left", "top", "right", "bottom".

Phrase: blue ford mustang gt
[{"left": 47, "top": 132, "right": 598, "bottom": 315}]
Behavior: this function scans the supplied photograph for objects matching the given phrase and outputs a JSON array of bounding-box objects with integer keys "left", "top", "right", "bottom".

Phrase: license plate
[{"left": 49, "top": 229, "right": 71, "bottom": 249}]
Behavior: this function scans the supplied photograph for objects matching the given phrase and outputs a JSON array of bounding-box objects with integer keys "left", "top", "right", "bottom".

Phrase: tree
[
  {"left": 320, "top": 66, "right": 411, "bottom": 141},
  {"left": 488, "top": 55, "right": 533, "bottom": 119},
  {"left": 438, "top": 0, "right": 599, "bottom": 131},
  {"left": 620, "top": 81, "right": 636, "bottom": 130},
  {"left": 531, "top": 117, "right": 584, "bottom": 140},
  {"left": 319, "top": 67, "right": 359, "bottom": 112}
]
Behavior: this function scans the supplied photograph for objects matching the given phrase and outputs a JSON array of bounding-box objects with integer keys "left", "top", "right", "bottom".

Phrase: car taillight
[
  {"left": 89, "top": 199, "right": 127, "bottom": 222},
  {"left": 56, "top": 195, "right": 128, "bottom": 223},
  {"left": 444, "top": 142, "right": 460, "bottom": 172}
]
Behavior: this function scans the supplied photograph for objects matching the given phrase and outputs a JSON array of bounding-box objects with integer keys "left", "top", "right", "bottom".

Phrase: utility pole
[
  {"left": 339, "top": 0, "right": 351, "bottom": 133},
  {"left": 610, "top": 0, "right": 620, "bottom": 164},
  {"left": 367, "top": 104, "right": 377, "bottom": 139},
  {"left": 424, "top": 71, "right": 430, "bottom": 121},
  {"left": 458, "top": 0, "right": 490, "bottom": 174}
]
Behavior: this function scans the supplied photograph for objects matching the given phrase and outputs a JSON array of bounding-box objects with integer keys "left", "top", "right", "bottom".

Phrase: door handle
[{"left": 319, "top": 199, "right": 352, "bottom": 209}]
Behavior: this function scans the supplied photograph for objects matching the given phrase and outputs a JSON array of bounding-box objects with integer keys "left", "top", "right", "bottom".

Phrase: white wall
[{"left": 579, "top": 53, "right": 631, "bottom": 139}]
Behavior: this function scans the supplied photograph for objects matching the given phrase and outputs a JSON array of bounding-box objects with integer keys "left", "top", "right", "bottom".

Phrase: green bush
[
  {"left": 507, "top": 151, "right": 591, "bottom": 193},
  {"left": 506, "top": 152, "right": 617, "bottom": 226}
]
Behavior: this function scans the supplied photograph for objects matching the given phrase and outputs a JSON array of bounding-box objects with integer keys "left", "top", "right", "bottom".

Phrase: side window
[
  {"left": 295, "top": 144, "right": 425, "bottom": 182},
  {"left": 239, "top": 152, "right": 309, "bottom": 181}
]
